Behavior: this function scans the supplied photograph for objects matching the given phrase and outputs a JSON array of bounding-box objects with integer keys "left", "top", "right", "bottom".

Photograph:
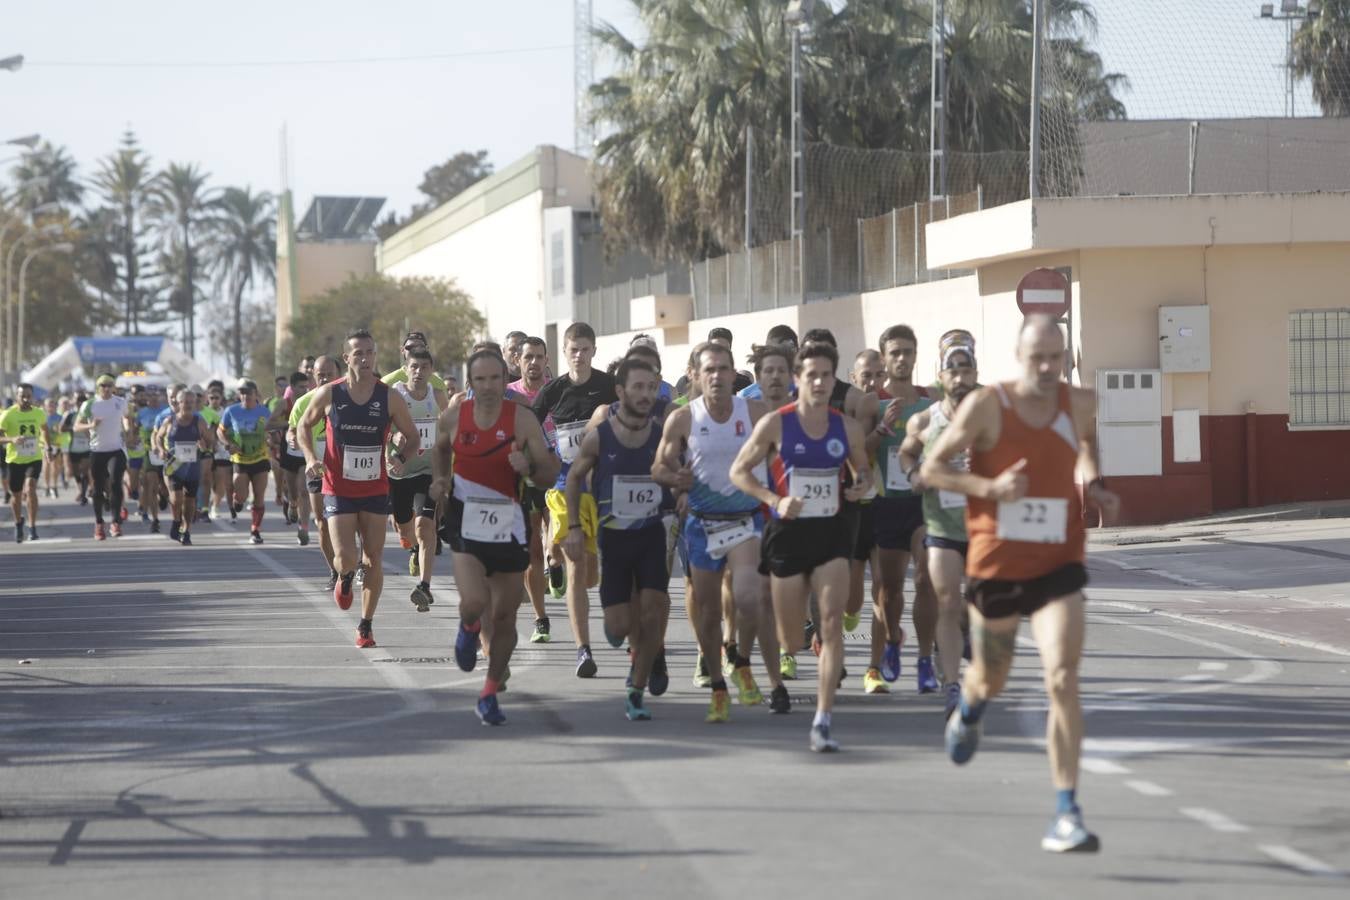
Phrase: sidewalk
[{"left": 1090, "top": 498, "right": 1350, "bottom": 546}]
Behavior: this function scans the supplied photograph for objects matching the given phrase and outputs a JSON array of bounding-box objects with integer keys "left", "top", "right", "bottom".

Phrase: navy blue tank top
[
  {"left": 769, "top": 405, "right": 850, "bottom": 519},
  {"left": 593, "top": 418, "right": 668, "bottom": 530},
  {"left": 166, "top": 415, "right": 203, "bottom": 482},
  {"left": 322, "top": 380, "right": 391, "bottom": 498}
]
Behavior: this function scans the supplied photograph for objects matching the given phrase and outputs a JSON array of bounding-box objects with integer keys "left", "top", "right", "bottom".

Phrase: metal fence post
[
  {"left": 890, "top": 207, "right": 899, "bottom": 287},
  {"left": 726, "top": 253, "right": 732, "bottom": 316},
  {"left": 856, "top": 219, "right": 864, "bottom": 294},
  {"left": 825, "top": 228, "right": 833, "bottom": 299},
  {"left": 913, "top": 203, "right": 920, "bottom": 283},
  {"left": 773, "top": 242, "right": 780, "bottom": 308}
]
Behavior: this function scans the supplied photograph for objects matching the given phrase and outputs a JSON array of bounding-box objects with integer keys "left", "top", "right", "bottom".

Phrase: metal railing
[{"left": 573, "top": 269, "right": 691, "bottom": 336}]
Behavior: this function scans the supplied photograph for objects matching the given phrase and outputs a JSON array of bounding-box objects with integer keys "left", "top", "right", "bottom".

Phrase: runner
[
  {"left": 738, "top": 324, "right": 799, "bottom": 400},
  {"left": 729, "top": 342, "right": 873, "bottom": 752},
  {"left": 921, "top": 314, "right": 1119, "bottom": 853},
  {"left": 432, "top": 348, "right": 558, "bottom": 725},
  {"left": 388, "top": 348, "right": 448, "bottom": 611},
  {"left": 137, "top": 384, "right": 173, "bottom": 533},
  {"left": 158, "top": 386, "right": 214, "bottom": 545},
  {"left": 75, "top": 374, "right": 134, "bottom": 540},
  {"left": 503, "top": 330, "right": 527, "bottom": 381},
  {"left": 0, "top": 384, "right": 50, "bottom": 542},
  {"left": 218, "top": 380, "right": 273, "bottom": 545},
  {"left": 63, "top": 391, "right": 91, "bottom": 505},
  {"left": 382, "top": 331, "right": 452, "bottom": 408},
  {"left": 847, "top": 349, "right": 885, "bottom": 652},
  {"left": 899, "top": 340, "right": 980, "bottom": 716},
  {"left": 42, "top": 397, "right": 64, "bottom": 499},
  {"left": 529, "top": 321, "right": 617, "bottom": 678},
  {"left": 867, "top": 324, "right": 939, "bottom": 694},
  {"left": 289, "top": 356, "right": 342, "bottom": 588},
  {"left": 268, "top": 371, "right": 314, "bottom": 544},
  {"left": 124, "top": 385, "right": 148, "bottom": 515},
  {"left": 565, "top": 357, "right": 673, "bottom": 720},
  {"left": 655, "top": 342, "right": 786, "bottom": 722},
  {"left": 201, "top": 382, "right": 231, "bottom": 519},
  {"left": 150, "top": 385, "right": 184, "bottom": 538},
  {"left": 298, "top": 329, "right": 420, "bottom": 649},
  {"left": 505, "top": 336, "right": 554, "bottom": 642}
]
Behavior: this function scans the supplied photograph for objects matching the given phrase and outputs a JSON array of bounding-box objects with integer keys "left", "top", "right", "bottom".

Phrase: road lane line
[
  {"left": 1080, "top": 758, "right": 1131, "bottom": 775},
  {"left": 1095, "top": 598, "right": 1350, "bottom": 658},
  {"left": 1258, "top": 844, "right": 1344, "bottom": 878},
  {"left": 1124, "top": 780, "right": 1173, "bottom": 797},
  {"left": 1180, "top": 807, "right": 1250, "bottom": 833}
]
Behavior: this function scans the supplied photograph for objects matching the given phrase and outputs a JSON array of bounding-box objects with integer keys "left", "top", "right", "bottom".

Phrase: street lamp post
[
  {"left": 1, "top": 221, "right": 63, "bottom": 396},
  {"left": 1259, "top": 2, "right": 1322, "bottom": 117},
  {"left": 785, "top": 0, "right": 816, "bottom": 300},
  {"left": 16, "top": 242, "right": 75, "bottom": 381}
]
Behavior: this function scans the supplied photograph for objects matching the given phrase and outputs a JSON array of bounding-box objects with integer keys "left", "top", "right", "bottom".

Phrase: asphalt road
[{"left": 1, "top": 490, "right": 1348, "bottom": 898}]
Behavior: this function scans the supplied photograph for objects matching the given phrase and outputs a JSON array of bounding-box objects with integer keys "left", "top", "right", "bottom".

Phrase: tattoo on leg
[{"left": 975, "top": 619, "right": 1016, "bottom": 672}]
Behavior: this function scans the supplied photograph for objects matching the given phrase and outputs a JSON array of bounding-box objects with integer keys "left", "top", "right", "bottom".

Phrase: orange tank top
[{"left": 966, "top": 382, "right": 1084, "bottom": 581}]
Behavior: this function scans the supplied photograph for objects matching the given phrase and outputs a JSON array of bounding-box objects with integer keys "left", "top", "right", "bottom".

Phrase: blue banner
[{"left": 72, "top": 337, "right": 165, "bottom": 365}]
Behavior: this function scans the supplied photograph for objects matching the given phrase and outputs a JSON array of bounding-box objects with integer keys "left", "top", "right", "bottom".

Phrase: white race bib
[
  {"left": 314, "top": 438, "right": 326, "bottom": 463},
  {"left": 996, "top": 497, "right": 1069, "bottom": 544},
  {"left": 286, "top": 439, "right": 305, "bottom": 458},
  {"left": 885, "top": 446, "right": 911, "bottom": 491},
  {"left": 214, "top": 443, "right": 231, "bottom": 461},
  {"left": 939, "top": 490, "right": 967, "bottom": 510},
  {"left": 70, "top": 433, "right": 90, "bottom": 453},
  {"left": 414, "top": 418, "right": 436, "bottom": 452},
  {"left": 174, "top": 441, "right": 198, "bottom": 464},
  {"left": 555, "top": 420, "right": 587, "bottom": 464},
  {"left": 612, "top": 475, "right": 660, "bottom": 520},
  {"left": 462, "top": 496, "right": 514, "bottom": 543},
  {"left": 14, "top": 436, "right": 37, "bottom": 457},
  {"left": 342, "top": 445, "right": 381, "bottom": 482},
  {"left": 705, "top": 516, "right": 757, "bottom": 560},
  {"left": 148, "top": 447, "right": 165, "bottom": 467},
  {"left": 790, "top": 467, "right": 839, "bottom": 518}
]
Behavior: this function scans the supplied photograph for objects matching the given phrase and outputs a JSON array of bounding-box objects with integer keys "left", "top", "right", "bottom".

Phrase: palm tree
[
  {"left": 1293, "top": 0, "right": 1350, "bottom": 117},
  {"left": 148, "top": 162, "right": 215, "bottom": 357},
  {"left": 90, "top": 131, "right": 157, "bottom": 334},
  {"left": 11, "top": 141, "right": 84, "bottom": 210},
  {"left": 211, "top": 186, "right": 275, "bottom": 377}
]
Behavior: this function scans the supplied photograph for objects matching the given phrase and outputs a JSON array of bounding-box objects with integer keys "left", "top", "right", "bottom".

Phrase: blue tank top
[
  {"left": 166, "top": 415, "right": 203, "bottom": 482},
  {"left": 323, "top": 381, "right": 391, "bottom": 497},
  {"left": 769, "top": 405, "right": 850, "bottom": 519},
  {"left": 593, "top": 418, "right": 668, "bottom": 530}
]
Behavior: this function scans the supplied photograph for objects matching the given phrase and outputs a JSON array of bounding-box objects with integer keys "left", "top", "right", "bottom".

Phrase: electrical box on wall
[
  {"left": 1159, "top": 305, "right": 1211, "bottom": 373},
  {"left": 1096, "top": 369, "right": 1163, "bottom": 477}
]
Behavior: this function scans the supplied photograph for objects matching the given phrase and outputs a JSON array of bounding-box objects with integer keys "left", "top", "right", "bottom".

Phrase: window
[
  {"left": 550, "top": 231, "right": 566, "bottom": 296},
  {"left": 1288, "top": 309, "right": 1350, "bottom": 429}
]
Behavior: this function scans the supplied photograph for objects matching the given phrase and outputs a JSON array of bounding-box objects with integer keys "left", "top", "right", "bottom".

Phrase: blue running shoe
[
  {"left": 916, "top": 656, "right": 940, "bottom": 693},
  {"left": 476, "top": 693, "right": 505, "bottom": 726},
  {"left": 880, "top": 640, "right": 901, "bottom": 683},
  {"left": 943, "top": 683, "right": 961, "bottom": 720},
  {"left": 625, "top": 690, "right": 651, "bottom": 721},
  {"left": 649, "top": 650, "right": 669, "bottom": 697},
  {"left": 454, "top": 622, "right": 479, "bottom": 672},
  {"left": 945, "top": 705, "right": 982, "bottom": 765},
  {"left": 1041, "top": 809, "right": 1100, "bottom": 853}
]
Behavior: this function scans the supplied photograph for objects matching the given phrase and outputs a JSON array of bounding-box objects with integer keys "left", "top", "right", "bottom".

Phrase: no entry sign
[{"left": 1016, "top": 268, "right": 1070, "bottom": 318}]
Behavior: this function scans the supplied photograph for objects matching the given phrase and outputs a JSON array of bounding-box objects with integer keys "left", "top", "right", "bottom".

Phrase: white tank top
[
  {"left": 392, "top": 381, "right": 440, "bottom": 475},
  {"left": 687, "top": 395, "right": 765, "bottom": 515}
]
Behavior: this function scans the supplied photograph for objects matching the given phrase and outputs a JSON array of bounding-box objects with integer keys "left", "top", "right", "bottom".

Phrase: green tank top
[
  {"left": 920, "top": 404, "right": 968, "bottom": 541},
  {"left": 388, "top": 382, "right": 438, "bottom": 479},
  {"left": 875, "top": 391, "right": 934, "bottom": 498}
]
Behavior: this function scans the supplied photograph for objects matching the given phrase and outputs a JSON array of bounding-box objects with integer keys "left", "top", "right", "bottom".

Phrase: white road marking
[
  {"left": 1180, "top": 807, "right": 1250, "bottom": 833},
  {"left": 1080, "top": 757, "right": 1131, "bottom": 775},
  {"left": 1178, "top": 673, "right": 1214, "bottom": 682},
  {"left": 1258, "top": 844, "right": 1344, "bottom": 878},
  {"left": 1197, "top": 661, "right": 1229, "bottom": 671},
  {"left": 1124, "top": 779, "right": 1173, "bottom": 797},
  {"left": 1095, "top": 598, "right": 1350, "bottom": 658}
]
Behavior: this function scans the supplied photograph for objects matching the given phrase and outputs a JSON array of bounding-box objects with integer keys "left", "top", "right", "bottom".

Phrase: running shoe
[
  {"left": 546, "top": 563, "right": 565, "bottom": 598},
  {"left": 140, "top": 509, "right": 150, "bottom": 524},
  {"left": 356, "top": 624, "right": 376, "bottom": 649},
  {"left": 769, "top": 683, "right": 791, "bottom": 714},
  {"left": 943, "top": 683, "right": 961, "bottom": 720},
  {"left": 158, "top": 492, "right": 168, "bottom": 512},
  {"left": 863, "top": 667, "right": 890, "bottom": 694},
  {"left": 454, "top": 622, "right": 480, "bottom": 672},
  {"left": 649, "top": 650, "right": 669, "bottom": 696},
  {"left": 529, "top": 618, "right": 551, "bottom": 643},
  {"left": 94, "top": 523, "right": 106, "bottom": 541},
  {"left": 625, "top": 690, "right": 651, "bottom": 722},
  {"left": 732, "top": 665, "right": 763, "bottom": 706},
  {"left": 27, "top": 527, "right": 38, "bottom": 541},
  {"left": 180, "top": 531, "right": 192, "bottom": 546},
  {"left": 334, "top": 572, "right": 355, "bottom": 610},
  {"left": 721, "top": 642, "right": 738, "bottom": 677},
  {"left": 110, "top": 522, "right": 123, "bottom": 538},
  {"left": 169, "top": 521, "right": 181, "bottom": 542},
  {"left": 962, "top": 626, "right": 972, "bottom": 662},
  {"left": 1041, "top": 810, "right": 1100, "bottom": 854},
  {"left": 945, "top": 704, "right": 982, "bottom": 765},
  {"left": 692, "top": 651, "right": 712, "bottom": 688},
  {"left": 249, "top": 530, "right": 263, "bottom": 545},
  {"left": 476, "top": 693, "right": 506, "bottom": 726},
  {"left": 150, "top": 520, "right": 160, "bottom": 534},
  {"left": 410, "top": 582, "right": 432, "bottom": 613},
  {"left": 880, "top": 639, "right": 902, "bottom": 683},
  {"left": 399, "top": 535, "right": 413, "bottom": 551},
  {"left": 14, "top": 521, "right": 22, "bottom": 543},
  {"left": 406, "top": 548, "right": 419, "bottom": 576},
  {"left": 77, "top": 492, "right": 87, "bottom": 506},
  {"left": 120, "top": 505, "right": 129, "bottom": 522},
  {"left": 603, "top": 626, "right": 625, "bottom": 649},
  {"left": 705, "top": 689, "right": 731, "bottom": 723},
  {"left": 231, "top": 501, "right": 243, "bottom": 516},
  {"left": 802, "top": 619, "right": 816, "bottom": 651},
  {"left": 843, "top": 611, "right": 861, "bottom": 633},
  {"left": 326, "top": 570, "right": 339, "bottom": 594},
  {"left": 809, "top": 724, "right": 840, "bottom": 753},
  {"left": 916, "top": 656, "right": 940, "bottom": 693},
  {"left": 297, "top": 528, "right": 309, "bottom": 546},
  {"left": 575, "top": 645, "right": 597, "bottom": 678},
  {"left": 780, "top": 652, "right": 798, "bottom": 680}
]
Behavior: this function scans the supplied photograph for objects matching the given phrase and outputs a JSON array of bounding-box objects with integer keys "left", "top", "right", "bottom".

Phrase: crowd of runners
[{"left": 0, "top": 316, "right": 1119, "bottom": 853}]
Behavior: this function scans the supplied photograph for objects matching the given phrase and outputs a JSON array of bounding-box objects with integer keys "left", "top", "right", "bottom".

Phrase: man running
[
  {"left": 218, "top": 380, "right": 273, "bottom": 545},
  {"left": 655, "top": 342, "right": 786, "bottom": 722},
  {"left": 289, "top": 356, "right": 342, "bottom": 588},
  {"left": 63, "top": 391, "right": 92, "bottom": 505},
  {"left": 565, "top": 357, "right": 672, "bottom": 721},
  {"left": 299, "top": 330, "right": 420, "bottom": 649},
  {"left": 388, "top": 348, "right": 448, "bottom": 611},
  {"left": 42, "top": 397, "right": 64, "bottom": 499},
  {"left": 432, "top": 348, "right": 558, "bottom": 725},
  {"left": 506, "top": 336, "right": 555, "bottom": 643},
  {"left": 921, "top": 315, "right": 1119, "bottom": 853},
  {"left": 1, "top": 384, "right": 50, "bottom": 542},
  {"left": 730, "top": 342, "right": 873, "bottom": 752},
  {"left": 268, "top": 371, "right": 315, "bottom": 545},
  {"left": 503, "top": 330, "right": 527, "bottom": 381},
  {"left": 382, "top": 331, "right": 452, "bottom": 407},
  {"left": 75, "top": 374, "right": 134, "bottom": 540},
  {"left": 201, "top": 383, "right": 231, "bottom": 519},
  {"left": 158, "top": 386, "right": 214, "bottom": 545},
  {"left": 900, "top": 340, "right": 980, "bottom": 716},
  {"left": 530, "top": 321, "right": 617, "bottom": 677}
]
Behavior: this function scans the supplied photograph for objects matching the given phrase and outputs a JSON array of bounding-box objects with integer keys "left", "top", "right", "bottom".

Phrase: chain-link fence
[{"left": 573, "top": 268, "right": 690, "bottom": 336}]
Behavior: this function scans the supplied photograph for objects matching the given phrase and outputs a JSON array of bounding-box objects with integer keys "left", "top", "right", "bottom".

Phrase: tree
[
  {"left": 10, "top": 142, "right": 84, "bottom": 211},
  {"left": 1293, "top": 0, "right": 1350, "bottom": 117},
  {"left": 210, "top": 186, "right": 275, "bottom": 377},
  {"left": 282, "top": 274, "right": 485, "bottom": 376},
  {"left": 90, "top": 130, "right": 160, "bottom": 334},
  {"left": 377, "top": 150, "right": 495, "bottom": 239},
  {"left": 148, "top": 162, "right": 216, "bottom": 357}
]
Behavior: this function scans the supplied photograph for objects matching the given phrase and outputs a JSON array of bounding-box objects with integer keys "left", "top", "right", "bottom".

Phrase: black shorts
[
  {"left": 324, "top": 493, "right": 391, "bottom": 517},
  {"left": 234, "top": 460, "right": 271, "bottom": 478},
  {"left": 279, "top": 452, "right": 306, "bottom": 473},
  {"left": 7, "top": 460, "right": 41, "bottom": 493},
  {"left": 172, "top": 476, "right": 200, "bottom": 497},
  {"left": 924, "top": 534, "right": 969, "bottom": 557},
  {"left": 390, "top": 474, "right": 436, "bottom": 524},
  {"left": 851, "top": 501, "right": 875, "bottom": 561},
  {"left": 521, "top": 485, "right": 548, "bottom": 516},
  {"left": 68, "top": 451, "right": 90, "bottom": 465},
  {"left": 760, "top": 513, "right": 854, "bottom": 579},
  {"left": 874, "top": 495, "right": 925, "bottom": 551},
  {"left": 966, "top": 562, "right": 1088, "bottom": 620},
  {"left": 599, "top": 525, "right": 670, "bottom": 608},
  {"left": 145, "top": 463, "right": 164, "bottom": 476},
  {"left": 440, "top": 496, "right": 530, "bottom": 576}
]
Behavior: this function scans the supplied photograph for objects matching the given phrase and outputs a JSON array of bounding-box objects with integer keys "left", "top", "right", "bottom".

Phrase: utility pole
[
  {"left": 929, "top": 0, "right": 948, "bottom": 202},
  {"left": 574, "top": 0, "right": 595, "bottom": 156},
  {"left": 1029, "top": 0, "right": 1044, "bottom": 200},
  {"left": 786, "top": 0, "right": 814, "bottom": 298}
]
